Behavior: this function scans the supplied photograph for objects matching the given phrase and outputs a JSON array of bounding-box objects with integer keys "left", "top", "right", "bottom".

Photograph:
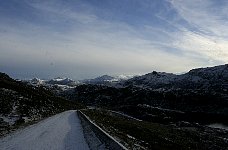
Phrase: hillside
[
  {"left": 0, "top": 72, "right": 83, "bottom": 136},
  {"left": 1, "top": 64, "right": 228, "bottom": 149},
  {"left": 64, "top": 64, "right": 228, "bottom": 124},
  {"left": 123, "top": 64, "right": 228, "bottom": 90}
]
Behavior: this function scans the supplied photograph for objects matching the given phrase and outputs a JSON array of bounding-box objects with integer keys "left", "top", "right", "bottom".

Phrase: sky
[{"left": 0, "top": 0, "right": 228, "bottom": 79}]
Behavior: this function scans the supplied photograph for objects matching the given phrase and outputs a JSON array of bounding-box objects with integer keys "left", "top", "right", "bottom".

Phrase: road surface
[{"left": 0, "top": 110, "right": 90, "bottom": 150}]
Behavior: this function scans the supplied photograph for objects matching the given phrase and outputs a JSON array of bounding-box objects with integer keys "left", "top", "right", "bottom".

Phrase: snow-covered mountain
[
  {"left": 70, "top": 64, "right": 228, "bottom": 127},
  {"left": 26, "top": 74, "right": 134, "bottom": 87},
  {"left": 30, "top": 78, "right": 45, "bottom": 85},
  {"left": 83, "top": 75, "right": 114, "bottom": 84},
  {"left": 25, "top": 74, "right": 134, "bottom": 92},
  {"left": 46, "top": 77, "right": 80, "bottom": 86},
  {"left": 123, "top": 64, "right": 228, "bottom": 91},
  {"left": 82, "top": 75, "right": 134, "bottom": 84},
  {"left": 113, "top": 75, "right": 136, "bottom": 81},
  {"left": 25, "top": 64, "right": 228, "bottom": 91},
  {"left": 123, "top": 71, "right": 177, "bottom": 89},
  {"left": 26, "top": 77, "right": 80, "bottom": 87},
  {"left": 25, "top": 77, "right": 80, "bottom": 93}
]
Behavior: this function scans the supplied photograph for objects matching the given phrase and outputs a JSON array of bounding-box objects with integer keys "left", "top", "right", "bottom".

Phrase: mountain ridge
[
  {"left": 66, "top": 64, "right": 228, "bottom": 125},
  {"left": 123, "top": 64, "right": 228, "bottom": 90}
]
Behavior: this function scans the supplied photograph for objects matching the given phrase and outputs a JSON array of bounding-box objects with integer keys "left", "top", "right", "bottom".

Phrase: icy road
[{"left": 0, "top": 110, "right": 90, "bottom": 150}]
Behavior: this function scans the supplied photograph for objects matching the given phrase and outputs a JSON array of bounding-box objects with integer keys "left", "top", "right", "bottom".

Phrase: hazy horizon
[{"left": 1, "top": 0, "right": 228, "bottom": 79}]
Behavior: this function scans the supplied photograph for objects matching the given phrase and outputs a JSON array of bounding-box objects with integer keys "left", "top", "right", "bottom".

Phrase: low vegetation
[
  {"left": 0, "top": 72, "right": 84, "bottom": 136},
  {"left": 82, "top": 109, "right": 228, "bottom": 150}
]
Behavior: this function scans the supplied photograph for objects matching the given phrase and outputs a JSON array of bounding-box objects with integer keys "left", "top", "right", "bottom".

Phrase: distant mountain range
[
  {"left": 67, "top": 64, "right": 228, "bottom": 125},
  {"left": 27, "top": 77, "right": 79, "bottom": 86},
  {"left": 2, "top": 64, "right": 228, "bottom": 126},
  {"left": 26, "top": 64, "right": 228, "bottom": 93},
  {"left": 1, "top": 64, "right": 228, "bottom": 148},
  {"left": 82, "top": 74, "right": 135, "bottom": 85},
  {"left": 25, "top": 74, "right": 135, "bottom": 89}
]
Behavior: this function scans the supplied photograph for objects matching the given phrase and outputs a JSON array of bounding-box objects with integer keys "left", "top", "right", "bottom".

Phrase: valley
[{"left": 1, "top": 64, "right": 228, "bottom": 149}]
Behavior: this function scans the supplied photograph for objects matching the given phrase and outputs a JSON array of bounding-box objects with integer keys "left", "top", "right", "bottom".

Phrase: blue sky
[{"left": 0, "top": 0, "right": 228, "bottom": 79}]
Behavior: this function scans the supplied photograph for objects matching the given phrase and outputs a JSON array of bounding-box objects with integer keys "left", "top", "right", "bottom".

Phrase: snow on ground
[
  {"left": 208, "top": 123, "right": 228, "bottom": 131},
  {"left": 109, "top": 110, "right": 142, "bottom": 121},
  {"left": 0, "top": 110, "right": 89, "bottom": 150}
]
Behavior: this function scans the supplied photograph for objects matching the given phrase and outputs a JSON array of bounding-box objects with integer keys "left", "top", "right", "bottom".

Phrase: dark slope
[
  {"left": 0, "top": 72, "right": 83, "bottom": 136},
  {"left": 66, "top": 64, "right": 228, "bottom": 124}
]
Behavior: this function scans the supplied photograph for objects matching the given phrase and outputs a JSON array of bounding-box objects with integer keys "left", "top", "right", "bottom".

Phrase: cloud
[
  {"left": 0, "top": 0, "right": 228, "bottom": 79},
  {"left": 172, "top": 30, "right": 228, "bottom": 62},
  {"left": 26, "top": 0, "right": 98, "bottom": 25},
  {"left": 169, "top": 0, "right": 228, "bottom": 37},
  {"left": 166, "top": 0, "right": 228, "bottom": 64}
]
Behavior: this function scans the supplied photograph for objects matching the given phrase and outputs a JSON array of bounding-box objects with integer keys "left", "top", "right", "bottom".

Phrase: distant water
[{"left": 208, "top": 123, "right": 228, "bottom": 130}]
